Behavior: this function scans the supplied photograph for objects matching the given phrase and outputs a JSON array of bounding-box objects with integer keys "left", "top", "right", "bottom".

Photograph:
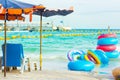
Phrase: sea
[{"left": 0, "top": 29, "right": 120, "bottom": 78}]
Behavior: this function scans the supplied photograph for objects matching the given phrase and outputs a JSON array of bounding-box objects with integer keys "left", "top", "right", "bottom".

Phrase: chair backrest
[{"left": 2, "top": 43, "right": 24, "bottom": 67}]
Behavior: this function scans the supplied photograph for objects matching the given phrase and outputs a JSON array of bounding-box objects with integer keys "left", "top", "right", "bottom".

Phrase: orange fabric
[
  {"left": 7, "top": 15, "right": 16, "bottom": 21},
  {"left": 69, "top": 6, "right": 74, "bottom": 11},
  {"left": 0, "top": 4, "right": 6, "bottom": 14},
  {"left": 8, "top": 8, "right": 22, "bottom": 15},
  {"left": 0, "top": 14, "right": 5, "bottom": 20},
  {"left": 0, "top": 14, "right": 25, "bottom": 21},
  {"left": 23, "top": 8, "right": 33, "bottom": 14},
  {"left": 8, "top": 15, "right": 25, "bottom": 21},
  {"left": 29, "top": 11, "right": 32, "bottom": 22},
  {"left": 0, "top": 8, "right": 6, "bottom": 14},
  {"left": 33, "top": 5, "right": 45, "bottom": 10},
  {"left": 17, "top": 16, "right": 25, "bottom": 21}
]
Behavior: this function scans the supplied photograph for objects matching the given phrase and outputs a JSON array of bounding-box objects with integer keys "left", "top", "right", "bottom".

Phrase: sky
[{"left": 18, "top": 0, "right": 120, "bottom": 29}]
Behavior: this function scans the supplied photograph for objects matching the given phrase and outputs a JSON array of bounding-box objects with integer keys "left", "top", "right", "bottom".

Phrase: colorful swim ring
[
  {"left": 105, "top": 50, "right": 120, "bottom": 58},
  {"left": 87, "top": 50, "right": 101, "bottom": 64},
  {"left": 87, "top": 54, "right": 97, "bottom": 64},
  {"left": 97, "top": 38, "right": 118, "bottom": 45},
  {"left": 67, "top": 50, "right": 84, "bottom": 61},
  {"left": 84, "top": 54, "right": 96, "bottom": 64},
  {"left": 98, "top": 33, "right": 117, "bottom": 39},
  {"left": 97, "top": 45, "right": 116, "bottom": 52},
  {"left": 68, "top": 60, "right": 95, "bottom": 71},
  {"left": 95, "top": 49, "right": 109, "bottom": 64},
  {"left": 84, "top": 54, "right": 89, "bottom": 61}
]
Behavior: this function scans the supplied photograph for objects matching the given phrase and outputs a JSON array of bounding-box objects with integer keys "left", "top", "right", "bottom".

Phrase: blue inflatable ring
[
  {"left": 106, "top": 50, "right": 120, "bottom": 58},
  {"left": 95, "top": 49, "right": 109, "bottom": 64},
  {"left": 68, "top": 60, "right": 95, "bottom": 71},
  {"left": 97, "top": 37, "right": 118, "bottom": 45}
]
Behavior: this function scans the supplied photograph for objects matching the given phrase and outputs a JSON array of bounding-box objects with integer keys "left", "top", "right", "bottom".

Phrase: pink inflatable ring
[
  {"left": 96, "top": 45, "right": 116, "bottom": 52},
  {"left": 98, "top": 33, "right": 117, "bottom": 39}
]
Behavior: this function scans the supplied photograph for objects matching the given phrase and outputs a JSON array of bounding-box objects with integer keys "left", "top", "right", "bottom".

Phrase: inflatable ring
[
  {"left": 67, "top": 50, "right": 84, "bottom": 61},
  {"left": 97, "top": 38, "right": 118, "bottom": 45},
  {"left": 106, "top": 50, "right": 120, "bottom": 58},
  {"left": 95, "top": 49, "right": 109, "bottom": 64},
  {"left": 96, "top": 45, "right": 116, "bottom": 52},
  {"left": 98, "top": 33, "right": 117, "bottom": 39},
  {"left": 84, "top": 54, "right": 96, "bottom": 64},
  {"left": 84, "top": 55, "right": 89, "bottom": 61},
  {"left": 87, "top": 50, "right": 101, "bottom": 64},
  {"left": 68, "top": 60, "right": 95, "bottom": 71},
  {"left": 87, "top": 54, "right": 97, "bottom": 64},
  {"left": 79, "top": 54, "right": 85, "bottom": 60}
]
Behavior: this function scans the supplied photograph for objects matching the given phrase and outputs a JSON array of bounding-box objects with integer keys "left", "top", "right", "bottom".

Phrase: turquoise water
[
  {"left": 0, "top": 30, "right": 98, "bottom": 59},
  {"left": 0, "top": 30, "right": 120, "bottom": 75}
]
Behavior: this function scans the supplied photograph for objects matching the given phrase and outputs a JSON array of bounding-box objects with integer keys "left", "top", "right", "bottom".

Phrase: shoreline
[
  {"left": 0, "top": 60, "right": 115, "bottom": 80},
  {"left": 0, "top": 69, "right": 109, "bottom": 80}
]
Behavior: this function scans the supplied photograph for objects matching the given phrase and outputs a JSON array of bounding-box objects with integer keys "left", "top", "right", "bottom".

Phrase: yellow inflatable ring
[
  {"left": 87, "top": 50, "right": 101, "bottom": 64},
  {"left": 84, "top": 55, "right": 89, "bottom": 61}
]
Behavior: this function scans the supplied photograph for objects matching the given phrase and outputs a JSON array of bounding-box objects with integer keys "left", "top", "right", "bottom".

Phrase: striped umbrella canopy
[
  {"left": 33, "top": 6, "right": 73, "bottom": 17},
  {"left": 0, "top": 6, "right": 25, "bottom": 21}
]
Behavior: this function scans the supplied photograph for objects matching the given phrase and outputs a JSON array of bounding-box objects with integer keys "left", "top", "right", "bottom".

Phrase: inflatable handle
[{"left": 67, "top": 50, "right": 84, "bottom": 61}]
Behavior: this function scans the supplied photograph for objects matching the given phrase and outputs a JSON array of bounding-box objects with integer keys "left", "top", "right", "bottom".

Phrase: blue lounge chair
[{"left": 2, "top": 43, "right": 25, "bottom": 73}]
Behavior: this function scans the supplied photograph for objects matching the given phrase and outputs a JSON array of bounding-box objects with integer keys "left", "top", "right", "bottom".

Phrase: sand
[
  {"left": 0, "top": 58, "right": 115, "bottom": 80},
  {"left": 0, "top": 68, "right": 114, "bottom": 80}
]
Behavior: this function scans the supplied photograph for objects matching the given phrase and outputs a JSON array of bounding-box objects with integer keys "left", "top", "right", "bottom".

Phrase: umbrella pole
[
  {"left": 108, "top": 26, "right": 110, "bottom": 33},
  {"left": 40, "top": 11, "right": 43, "bottom": 71},
  {"left": 4, "top": 13, "right": 7, "bottom": 77}
]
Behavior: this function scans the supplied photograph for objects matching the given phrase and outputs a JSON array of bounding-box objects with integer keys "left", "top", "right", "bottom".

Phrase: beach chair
[{"left": 1, "top": 43, "right": 25, "bottom": 73}]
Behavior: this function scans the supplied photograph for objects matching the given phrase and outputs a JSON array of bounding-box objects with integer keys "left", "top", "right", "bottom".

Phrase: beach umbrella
[
  {"left": 0, "top": 0, "right": 36, "bottom": 77},
  {"left": 33, "top": 6, "right": 73, "bottom": 17},
  {"left": 33, "top": 6, "right": 73, "bottom": 70},
  {"left": 0, "top": 7, "right": 25, "bottom": 21}
]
